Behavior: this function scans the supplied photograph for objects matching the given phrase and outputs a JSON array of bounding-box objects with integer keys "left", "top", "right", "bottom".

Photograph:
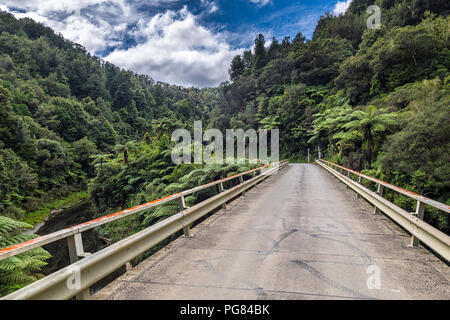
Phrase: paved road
[{"left": 93, "top": 164, "right": 450, "bottom": 300}]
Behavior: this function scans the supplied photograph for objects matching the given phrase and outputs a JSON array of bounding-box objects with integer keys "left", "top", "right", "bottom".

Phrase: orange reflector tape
[{"left": 0, "top": 161, "right": 282, "bottom": 259}]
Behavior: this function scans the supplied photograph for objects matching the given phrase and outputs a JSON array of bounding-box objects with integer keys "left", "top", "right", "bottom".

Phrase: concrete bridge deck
[{"left": 93, "top": 164, "right": 450, "bottom": 300}]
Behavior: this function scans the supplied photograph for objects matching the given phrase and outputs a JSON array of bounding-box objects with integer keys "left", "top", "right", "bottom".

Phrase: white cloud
[
  {"left": 57, "top": 16, "right": 120, "bottom": 52},
  {"left": 1, "top": 1, "right": 243, "bottom": 87},
  {"left": 249, "top": 0, "right": 272, "bottom": 6},
  {"left": 6, "top": 9, "right": 123, "bottom": 53},
  {"left": 2, "top": 0, "right": 133, "bottom": 53},
  {"left": 200, "top": 0, "right": 219, "bottom": 14},
  {"left": 105, "top": 7, "right": 243, "bottom": 87},
  {"left": 209, "top": 4, "right": 219, "bottom": 14},
  {"left": 333, "top": 0, "right": 352, "bottom": 16},
  {"left": 0, "top": 0, "right": 124, "bottom": 14}
]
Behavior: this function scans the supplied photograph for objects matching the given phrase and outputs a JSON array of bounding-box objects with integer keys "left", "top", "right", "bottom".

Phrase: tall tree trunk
[{"left": 367, "top": 128, "right": 374, "bottom": 164}]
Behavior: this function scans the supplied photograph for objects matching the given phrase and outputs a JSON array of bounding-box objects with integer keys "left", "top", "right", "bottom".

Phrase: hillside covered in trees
[
  {"left": 0, "top": 0, "right": 449, "bottom": 295},
  {"left": 0, "top": 9, "right": 225, "bottom": 223},
  {"left": 0, "top": 8, "right": 256, "bottom": 295},
  {"left": 223, "top": 0, "right": 449, "bottom": 232}
]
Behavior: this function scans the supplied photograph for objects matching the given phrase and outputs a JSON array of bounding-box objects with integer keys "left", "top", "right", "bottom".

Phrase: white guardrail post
[
  {"left": 373, "top": 183, "right": 384, "bottom": 214},
  {"left": 178, "top": 196, "right": 192, "bottom": 237},
  {"left": 66, "top": 233, "right": 91, "bottom": 300},
  {"left": 217, "top": 182, "right": 227, "bottom": 209},
  {"left": 239, "top": 176, "right": 246, "bottom": 195},
  {"left": 410, "top": 200, "right": 425, "bottom": 247},
  {"left": 356, "top": 176, "right": 362, "bottom": 198}
]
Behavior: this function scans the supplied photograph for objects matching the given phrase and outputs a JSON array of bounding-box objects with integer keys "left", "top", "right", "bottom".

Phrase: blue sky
[{"left": 0, "top": 0, "right": 353, "bottom": 87}]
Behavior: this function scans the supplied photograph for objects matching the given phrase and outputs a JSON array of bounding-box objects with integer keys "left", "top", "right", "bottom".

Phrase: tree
[
  {"left": 175, "top": 98, "right": 193, "bottom": 120},
  {"left": 89, "top": 116, "right": 117, "bottom": 151},
  {"left": 0, "top": 148, "right": 37, "bottom": 219},
  {"left": 380, "top": 79, "right": 450, "bottom": 198},
  {"left": 242, "top": 50, "right": 253, "bottom": 69},
  {"left": 0, "top": 85, "right": 28, "bottom": 151},
  {"left": 72, "top": 137, "right": 98, "bottom": 177},
  {"left": 336, "top": 15, "right": 450, "bottom": 105},
  {"left": 267, "top": 37, "right": 280, "bottom": 60},
  {"left": 253, "top": 34, "right": 267, "bottom": 70},
  {"left": 259, "top": 115, "right": 280, "bottom": 130},
  {"left": 112, "top": 74, "right": 133, "bottom": 111},
  {"left": 292, "top": 38, "right": 354, "bottom": 86},
  {"left": 90, "top": 153, "right": 114, "bottom": 172},
  {"left": 40, "top": 97, "right": 91, "bottom": 142},
  {"left": 152, "top": 117, "right": 181, "bottom": 138},
  {"left": 114, "top": 141, "right": 137, "bottom": 165},
  {"left": 229, "top": 55, "right": 245, "bottom": 81},
  {"left": 35, "top": 138, "right": 78, "bottom": 188},
  {"left": 292, "top": 32, "right": 306, "bottom": 49},
  {"left": 343, "top": 105, "right": 397, "bottom": 164}
]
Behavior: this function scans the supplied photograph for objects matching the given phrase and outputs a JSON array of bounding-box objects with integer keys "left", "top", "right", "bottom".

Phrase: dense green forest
[
  {"left": 0, "top": 0, "right": 449, "bottom": 295},
  {"left": 222, "top": 0, "right": 449, "bottom": 232},
  {"left": 0, "top": 8, "right": 257, "bottom": 294},
  {"left": 0, "top": 10, "right": 228, "bottom": 223}
]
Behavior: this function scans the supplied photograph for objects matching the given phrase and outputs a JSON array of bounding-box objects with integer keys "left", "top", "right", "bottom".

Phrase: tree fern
[
  {"left": 0, "top": 216, "right": 51, "bottom": 297},
  {"left": 179, "top": 168, "right": 206, "bottom": 184},
  {"left": 162, "top": 182, "right": 188, "bottom": 195}
]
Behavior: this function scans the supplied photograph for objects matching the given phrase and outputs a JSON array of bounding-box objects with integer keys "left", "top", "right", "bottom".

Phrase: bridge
[{"left": 1, "top": 161, "right": 449, "bottom": 300}]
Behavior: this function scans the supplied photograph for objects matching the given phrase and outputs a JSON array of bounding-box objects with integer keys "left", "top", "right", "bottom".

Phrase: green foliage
[
  {"left": 89, "top": 138, "right": 258, "bottom": 241},
  {"left": 218, "top": 4, "right": 449, "bottom": 234},
  {"left": 0, "top": 11, "right": 215, "bottom": 226},
  {"left": 23, "top": 190, "right": 89, "bottom": 226},
  {"left": 229, "top": 55, "right": 245, "bottom": 81},
  {"left": 0, "top": 148, "right": 37, "bottom": 220},
  {"left": 313, "top": 11, "right": 365, "bottom": 49},
  {"left": 336, "top": 15, "right": 450, "bottom": 105},
  {"left": 380, "top": 79, "right": 450, "bottom": 204},
  {"left": 253, "top": 34, "right": 267, "bottom": 70},
  {"left": 340, "top": 105, "right": 398, "bottom": 164},
  {"left": 0, "top": 216, "right": 51, "bottom": 296}
]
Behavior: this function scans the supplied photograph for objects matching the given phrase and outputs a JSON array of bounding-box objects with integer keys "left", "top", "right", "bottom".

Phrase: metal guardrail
[
  {"left": 316, "top": 159, "right": 450, "bottom": 262},
  {"left": 318, "top": 160, "right": 450, "bottom": 214},
  {"left": 0, "top": 163, "right": 276, "bottom": 262},
  {"left": 1, "top": 161, "right": 289, "bottom": 300}
]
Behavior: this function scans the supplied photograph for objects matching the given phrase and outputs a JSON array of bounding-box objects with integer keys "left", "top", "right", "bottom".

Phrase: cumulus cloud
[
  {"left": 333, "top": 0, "right": 352, "bottom": 16},
  {"left": 2, "top": 0, "right": 132, "bottom": 53},
  {"left": 105, "top": 7, "right": 242, "bottom": 87},
  {"left": 1, "top": 1, "right": 241, "bottom": 87},
  {"left": 58, "top": 16, "right": 122, "bottom": 52}
]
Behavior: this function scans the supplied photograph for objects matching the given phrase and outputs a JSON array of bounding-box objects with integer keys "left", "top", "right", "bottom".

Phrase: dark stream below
[{"left": 36, "top": 199, "right": 125, "bottom": 296}]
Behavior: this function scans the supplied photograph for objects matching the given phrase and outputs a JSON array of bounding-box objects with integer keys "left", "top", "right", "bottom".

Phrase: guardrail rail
[
  {"left": 316, "top": 159, "right": 450, "bottom": 262},
  {"left": 0, "top": 160, "right": 289, "bottom": 300}
]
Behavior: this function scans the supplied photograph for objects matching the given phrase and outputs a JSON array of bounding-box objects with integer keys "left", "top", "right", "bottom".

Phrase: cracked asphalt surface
[{"left": 93, "top": 164, "right": 450, "bottom": 300}]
